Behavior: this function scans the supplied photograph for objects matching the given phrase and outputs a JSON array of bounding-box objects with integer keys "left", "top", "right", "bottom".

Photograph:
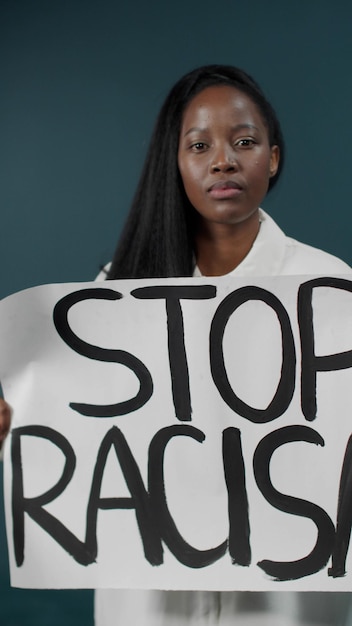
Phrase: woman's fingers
[{"left": 0, "top": 398, "right": 11, "bottom": 443}]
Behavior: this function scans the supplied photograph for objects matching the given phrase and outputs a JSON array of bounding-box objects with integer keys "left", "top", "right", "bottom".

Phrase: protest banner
[{"left": 1, "top": 275, "right": 352, "bottom": 591}]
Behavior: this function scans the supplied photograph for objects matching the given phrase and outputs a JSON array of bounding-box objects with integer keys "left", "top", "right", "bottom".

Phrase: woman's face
[{"left": 177, "top": 85, "right": 279, "bottom": 229}]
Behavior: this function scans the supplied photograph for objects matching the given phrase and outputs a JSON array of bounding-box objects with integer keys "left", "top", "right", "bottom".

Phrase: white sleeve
[{"left": 95, "top": 263, "right": 111, "bottom": 282}]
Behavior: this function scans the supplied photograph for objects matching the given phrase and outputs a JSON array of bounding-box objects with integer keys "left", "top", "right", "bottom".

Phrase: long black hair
[{"left": 107, "top": 64, "right": 284, "bottom": 280}]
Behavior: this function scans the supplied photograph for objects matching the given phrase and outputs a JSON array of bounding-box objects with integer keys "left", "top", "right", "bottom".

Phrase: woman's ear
[{"left": 269, "top": 145, "right": 280, "bottom": 178}]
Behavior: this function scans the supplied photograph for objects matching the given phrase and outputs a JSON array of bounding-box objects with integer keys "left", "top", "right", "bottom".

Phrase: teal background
[{"left": 1, "top": 0, "right": 352, "bottom": 624}]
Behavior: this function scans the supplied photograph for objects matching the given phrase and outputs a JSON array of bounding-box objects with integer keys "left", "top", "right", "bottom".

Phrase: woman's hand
[{"left": 0, "top": 398, "right": 11, "bottom": 445}]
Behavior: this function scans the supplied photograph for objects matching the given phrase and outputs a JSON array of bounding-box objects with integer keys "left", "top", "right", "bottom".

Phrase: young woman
[
  {"left": 105, "top": 64, "right": 349, "bottom": 284},
  {"left": 1, "top": 65, "right": 352, "bottom": 624},
  {"left": 96, "top": 65, "right": 352, "bottom": 625}
]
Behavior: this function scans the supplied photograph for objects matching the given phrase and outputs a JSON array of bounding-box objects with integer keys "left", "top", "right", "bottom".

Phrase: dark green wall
[{"left": 1, "top": 0, "right": 352, "bottom": 623}]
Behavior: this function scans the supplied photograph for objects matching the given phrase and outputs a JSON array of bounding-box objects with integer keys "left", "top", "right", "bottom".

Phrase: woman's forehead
[{"left": 181, "top": 85, "right": 266, "bottom": 131}]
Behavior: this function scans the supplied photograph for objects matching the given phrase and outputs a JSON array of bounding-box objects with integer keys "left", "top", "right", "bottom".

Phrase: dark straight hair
[{"left": 107, "top": 64, "right": 284, "bottom": 280}]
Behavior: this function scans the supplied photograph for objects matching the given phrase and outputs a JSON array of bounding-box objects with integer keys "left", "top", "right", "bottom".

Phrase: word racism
[{"left": 2, "top": 276, "right": 352, "bottom": 590}]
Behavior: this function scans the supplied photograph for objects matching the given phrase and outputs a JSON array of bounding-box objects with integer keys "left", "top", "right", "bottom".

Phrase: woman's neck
[{"left": 194, "top": 211, "right": 260, "bottom": 276}]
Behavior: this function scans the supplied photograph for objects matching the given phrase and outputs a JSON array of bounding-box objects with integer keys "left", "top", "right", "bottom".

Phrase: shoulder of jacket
[{"left": 285, "top": 237, "right": 351, "bottom": 272}]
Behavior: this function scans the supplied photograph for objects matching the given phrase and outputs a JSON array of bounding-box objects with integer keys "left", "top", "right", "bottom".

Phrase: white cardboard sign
[{"left": 1, "top": 275, "right": 352, "bottom": 591}]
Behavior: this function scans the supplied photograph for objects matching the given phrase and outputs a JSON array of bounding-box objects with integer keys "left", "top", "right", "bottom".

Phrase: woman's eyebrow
[
  {"left": 183, "top": 126, "right": 207, "bottom": 137},
  {"left": 183, "top": 123, "right": 260, "bottom": 137}
]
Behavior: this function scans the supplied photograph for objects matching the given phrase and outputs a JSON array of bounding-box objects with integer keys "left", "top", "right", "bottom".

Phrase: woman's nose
[{"left": 210, "top": 147, "right": 238, "bottom": 173}]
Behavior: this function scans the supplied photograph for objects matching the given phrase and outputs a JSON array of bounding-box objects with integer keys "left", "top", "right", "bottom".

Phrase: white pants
[{"left": 95, "top": 589, "right": 351, "bottom": 625}]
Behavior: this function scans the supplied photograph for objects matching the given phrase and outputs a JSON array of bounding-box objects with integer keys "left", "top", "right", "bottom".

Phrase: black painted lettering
[
  {"left": 148, "top": 425, "right": 227, "bottom": 567},
  {"left": 11, "top": 426, "right": 93, "bottom": 566},
  {"left": 253, "top": 425, "right": 335, "bottom": 580},
  {"left": 132, "top": 285, "right": 216, "bottom": 422},
  {"left": 298, "top": 277, "right": 352, "bottom": 421},
  {"left": 86, "top": 426, "right": 163, "bottom": 566},
  {"left": 329, "top": 434, "right": 352, "bottom": 578},
  {"left": 210, "top": 286, "right": 296, "bottom": 423},
  {"left": 53, "top": 288, "right": 153, "bottom": 417},
  {"left": 222, "top": 427, "right": 251, "bottom": 566}
]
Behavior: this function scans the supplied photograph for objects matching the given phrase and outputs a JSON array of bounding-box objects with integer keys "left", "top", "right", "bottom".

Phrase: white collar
[{"left": 193, "top": 209, "right": 286, "bottom": 278}]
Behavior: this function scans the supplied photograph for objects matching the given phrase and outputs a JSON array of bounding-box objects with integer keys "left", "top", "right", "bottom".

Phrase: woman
[
  {"left": 1, "top": 65, "right": 352, "bottom": 624},
  {"left": 97, "top": 65, "right": 352, "bottom": 625},
  {"left": 106, "top": 64, "right": 283, "bottom": 281}
]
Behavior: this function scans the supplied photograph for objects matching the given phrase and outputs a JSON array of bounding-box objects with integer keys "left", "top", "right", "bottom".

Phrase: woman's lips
[{"left": 208, "top": 181, "right": 243, "bottom": 199}]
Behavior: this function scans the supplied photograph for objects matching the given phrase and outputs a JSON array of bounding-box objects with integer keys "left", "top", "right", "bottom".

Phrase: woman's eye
[
  {"left": 191, "top": 142, "right": 207, "bottom": 151},
  {"left": 236, "top": 138, "right": 255, "bottom": 148}
]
